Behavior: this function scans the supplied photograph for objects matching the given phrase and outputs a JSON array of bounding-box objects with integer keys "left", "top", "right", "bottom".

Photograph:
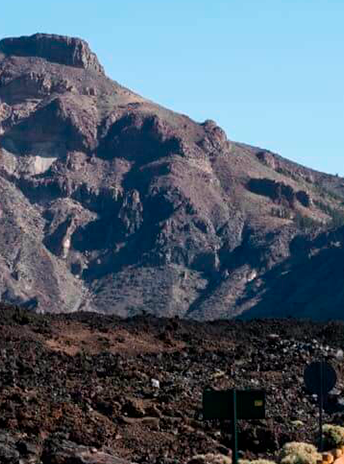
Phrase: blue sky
[{"left": 2, "top": 0, "right": 343, "bottom": 175}]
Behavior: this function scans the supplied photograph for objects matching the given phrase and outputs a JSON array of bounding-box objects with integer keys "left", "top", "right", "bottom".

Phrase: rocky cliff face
[
  {"left": 0, "top": 33, "right": 344, "bottom": 319},
  {"left": 0, "top": 33, "right": 104, "bottom": 73}
]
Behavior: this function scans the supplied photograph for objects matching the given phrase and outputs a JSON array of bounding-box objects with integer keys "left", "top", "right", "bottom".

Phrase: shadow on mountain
[{"left": 238, "top": 238, "right": 344, "bottom": 320}]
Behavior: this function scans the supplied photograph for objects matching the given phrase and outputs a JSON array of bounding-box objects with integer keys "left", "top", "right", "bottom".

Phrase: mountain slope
[{"left": 0, "top": 33, "right": 344, "bottom": 319}]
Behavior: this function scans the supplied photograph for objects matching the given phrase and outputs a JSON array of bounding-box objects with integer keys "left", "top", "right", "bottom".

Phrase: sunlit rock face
[
  {"left": 0, "top": 33, "right": 344, "bottom": 319},
  {"left": 0, "top": 33, "right": 105, "bottom": 72}
]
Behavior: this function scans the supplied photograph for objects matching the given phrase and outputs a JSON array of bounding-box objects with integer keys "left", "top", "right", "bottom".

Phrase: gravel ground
[{"left": 1, "top": 304, "right": 344, "bottom": 463}]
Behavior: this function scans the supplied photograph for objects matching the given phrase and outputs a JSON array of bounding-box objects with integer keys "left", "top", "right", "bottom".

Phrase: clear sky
[{"left": 1, "top": 0, "right": 343, "bottom": 175}]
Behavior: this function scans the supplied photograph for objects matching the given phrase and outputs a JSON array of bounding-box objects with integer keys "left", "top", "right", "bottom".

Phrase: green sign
[{"left": 203, "top": 389, "right": 266, "bottom": 420}]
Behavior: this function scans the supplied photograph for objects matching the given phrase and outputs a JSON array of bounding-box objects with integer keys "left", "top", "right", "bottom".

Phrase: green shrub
[
  {"left": 294, "top": 212, "right": 322, "bottom": 231},
  {"left": 329, "top": 209, "right": 344, "bottom": 228},
  {"left": 313, "top": 200, "right": 344, "bottom": 228},
  {"left": 323, "top": 424, "right": 344, "bottom": 449},
  {"left": 279, "top": 442, "right": 321, "bottom": 464}
]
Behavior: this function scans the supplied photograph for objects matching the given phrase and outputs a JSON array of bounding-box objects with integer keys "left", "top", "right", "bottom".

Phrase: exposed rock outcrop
[
  {"left": 0, "top": 33, "right": 104, "bottom": 73},
  {"left": 247, "top": 178, "right": 312, "bottom": 209}
]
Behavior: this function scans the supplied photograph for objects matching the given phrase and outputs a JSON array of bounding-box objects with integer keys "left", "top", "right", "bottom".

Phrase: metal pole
[
  {"left": 232, "top": 389, "right": 238, "bottom": 464},
  {"left": 319, "top": 361, "right": 324, "bottom": 452}
]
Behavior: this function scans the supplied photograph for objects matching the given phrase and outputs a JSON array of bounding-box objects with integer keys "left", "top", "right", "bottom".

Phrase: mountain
[{"left": 1, "top": 33, "right": 344, "bottom": 319}]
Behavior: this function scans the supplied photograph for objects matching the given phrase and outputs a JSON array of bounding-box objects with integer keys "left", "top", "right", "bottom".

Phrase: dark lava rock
[
  {"left": 1, "top": 304, "right": 344, "bottom": 462},
  {"left": 0, "top": 431, "right": 40, "bottom": 464},
  {"left": 42, "top": 437, "right": 132, "bottom": 464}
]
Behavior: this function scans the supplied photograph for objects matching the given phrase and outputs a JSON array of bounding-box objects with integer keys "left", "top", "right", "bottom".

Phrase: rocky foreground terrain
[
  {"left": 2, "top": 304, "right": 344, "bottom": 463},
  {"left": 1, "top": 33, "right": 344, "bottom": 319}
]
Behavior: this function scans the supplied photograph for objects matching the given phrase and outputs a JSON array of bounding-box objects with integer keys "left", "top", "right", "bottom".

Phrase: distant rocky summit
[
  {"left": 0, "top": 33, "right": 344, "bottom": 319},
  {"left": 0, "top": 33, "right": 104, "bottom": 73}
]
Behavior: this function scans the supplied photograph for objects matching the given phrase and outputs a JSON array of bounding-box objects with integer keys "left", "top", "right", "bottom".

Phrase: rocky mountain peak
[
  {"left": 0, "top": 33, "right": 104, "bottom": 73},
  {"left": 1, "top": 33, "right": 344, "bottom": 319}
]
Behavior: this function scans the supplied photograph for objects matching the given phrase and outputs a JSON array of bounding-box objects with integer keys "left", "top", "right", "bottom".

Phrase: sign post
[
  {"left": 203, "top": 389, "right": 266, "bottom": 464},
  {"left": 304, "top": 361, "right": 337, "bottom": 451},
  {"left": 319, "top": 362, "right": 323, "bottom": 452},
  {"left": 232, "top": 389, "right": 238, "bottom": 464}
]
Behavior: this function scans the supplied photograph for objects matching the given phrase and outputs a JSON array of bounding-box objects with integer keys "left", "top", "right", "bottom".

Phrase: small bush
[
  {"left": 188, "top": 454, "right": 231, "bottom": 464},
  {"left": 294, "top": 213, "right": 322, "bottom": 231},
  {"left": 291, "top": 420, "right": 304, "bottom": 429},
  {"left": 279, "top": 442, "right": 321, "bottom": 464},
  {"left": 323, "top": 424, "right": 344, "bottom": 449},
  {"left": 313, "top": 200, "right": 344, "bottom": 228},
  {"left": 329, "top": 209, "right": 344, "bottom": 228}
]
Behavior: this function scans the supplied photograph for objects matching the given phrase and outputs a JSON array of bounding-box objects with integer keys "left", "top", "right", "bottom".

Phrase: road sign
[
  {"left": 203, "top": 389, "right": 266, "bottom": 420},
  {"left": 304, "top": 361, "right": 337, "bottom": 395},
  {"left": 203, "top": 389, "right": 266, "bottom": 464},
  {"left": 304, "top": 361, "right": 337, "bottom": 451}
]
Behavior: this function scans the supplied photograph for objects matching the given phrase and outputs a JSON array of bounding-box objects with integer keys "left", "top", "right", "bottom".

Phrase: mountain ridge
[{"left": 0, "top": 33, "right": 344, "bottom": 319}]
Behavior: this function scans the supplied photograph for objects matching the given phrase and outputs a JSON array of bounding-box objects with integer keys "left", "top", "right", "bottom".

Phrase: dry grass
[
  {"left": 323, "top": 424, "right": 344, "bottom": 449},
  {"left": 188, "top": 454, "right": 232, "bottom": 464},
  {"left": 279, "top": 442, "right": 321, "bottom": 464}
]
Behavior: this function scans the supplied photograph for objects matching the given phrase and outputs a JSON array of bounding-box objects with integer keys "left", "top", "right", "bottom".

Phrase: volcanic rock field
[{"left": 1, "top": 305, "right": 344, "bottom": 463}]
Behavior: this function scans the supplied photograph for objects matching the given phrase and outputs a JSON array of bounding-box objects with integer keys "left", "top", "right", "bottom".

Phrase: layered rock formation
[
  {"left": 0, "top": 33, "right": 104, "bottom": 73},
  {"left": 1, "top": 33, "right": 344, "bottom": 319}
]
